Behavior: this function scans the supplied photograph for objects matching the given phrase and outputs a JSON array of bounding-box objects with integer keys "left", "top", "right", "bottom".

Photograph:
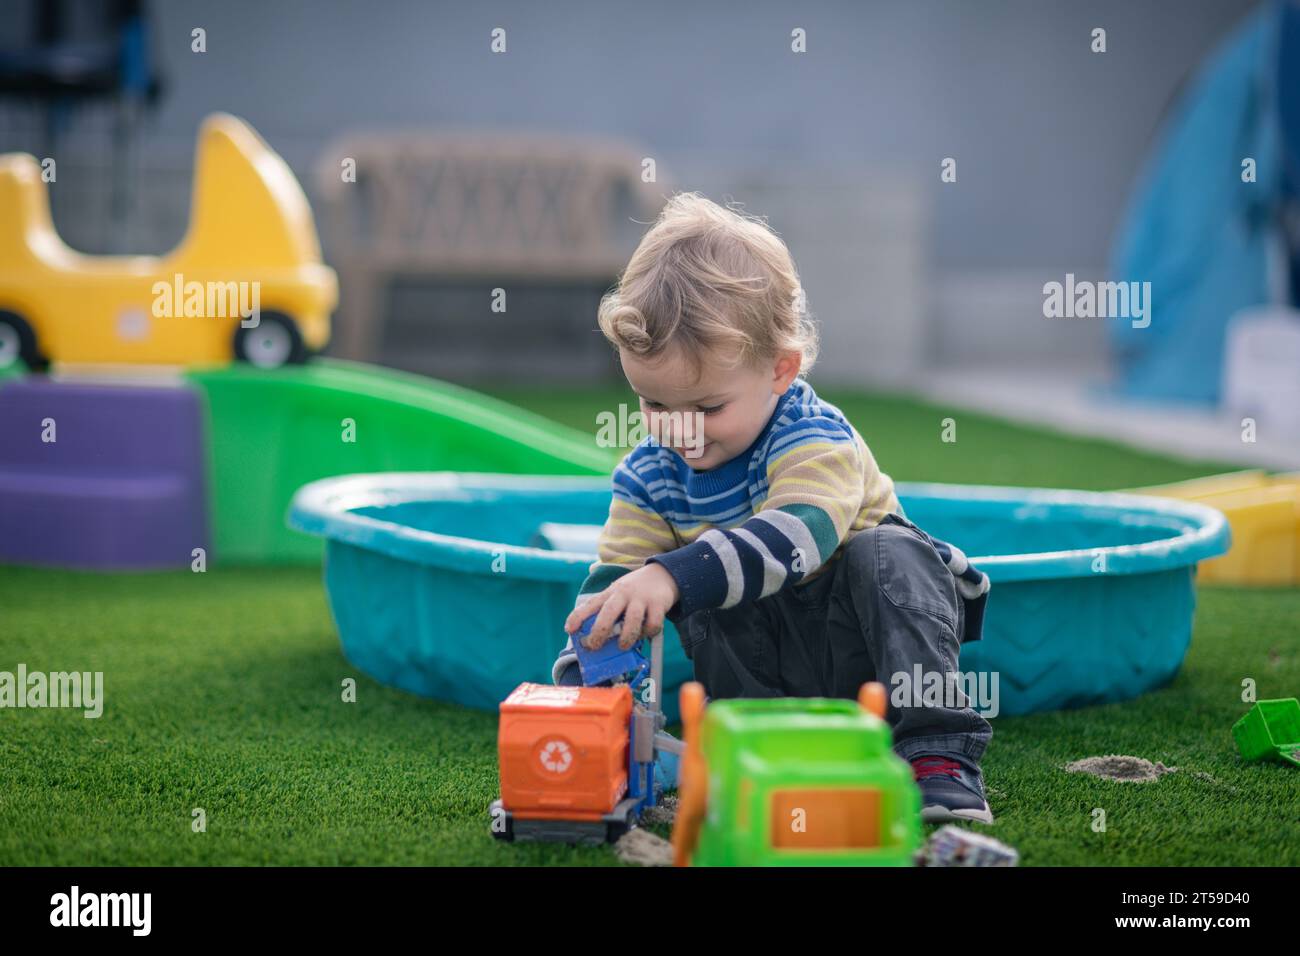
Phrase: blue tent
[{"left": 1109, "top": 0, "right": 1299, "bottom": 405}]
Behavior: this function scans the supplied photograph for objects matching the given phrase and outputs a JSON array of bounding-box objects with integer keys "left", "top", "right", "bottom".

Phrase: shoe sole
[{"left": 921, "top": 803, "right": 995, "bottom": 825}]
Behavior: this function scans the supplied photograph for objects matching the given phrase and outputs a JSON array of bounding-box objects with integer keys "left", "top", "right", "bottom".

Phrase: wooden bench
[{"left": 314, "top": 133, "right": 667, "bottom": 375}]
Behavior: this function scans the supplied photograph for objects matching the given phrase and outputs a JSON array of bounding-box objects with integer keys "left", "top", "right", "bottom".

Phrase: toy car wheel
[
  {"left": 0, "top": 311, "right": 44, "bottom": 370},
  {"left": 233, "top": 312, "right": 307, "bottom": 368},
  {"left": 605, "top": 809, "right": 636, "bottom": 844}
]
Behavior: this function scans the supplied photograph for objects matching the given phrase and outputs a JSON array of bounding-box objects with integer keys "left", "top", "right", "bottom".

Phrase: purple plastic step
[{"left": 0, "top": 376, "right": 211, "bottom": 570}]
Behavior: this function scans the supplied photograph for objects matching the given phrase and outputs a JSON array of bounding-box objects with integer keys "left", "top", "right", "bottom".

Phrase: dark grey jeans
[{"left": 674, "top": 513, "right": 993, "bottom": 763}]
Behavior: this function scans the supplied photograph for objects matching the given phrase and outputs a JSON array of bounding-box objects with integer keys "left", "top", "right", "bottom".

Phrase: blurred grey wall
[{"left": 0, "top": 0, "right": 1260, "bottom": 384}]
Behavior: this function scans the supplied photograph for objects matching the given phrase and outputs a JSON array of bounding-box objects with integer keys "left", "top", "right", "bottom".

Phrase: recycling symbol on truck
[{"left": 538, "top": 739, "right": 573, "bottom": 773}]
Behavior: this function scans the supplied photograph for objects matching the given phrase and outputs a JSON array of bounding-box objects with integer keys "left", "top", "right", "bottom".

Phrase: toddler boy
[{"left": 552, "top": 192, "right": 994, "bottom": 823}]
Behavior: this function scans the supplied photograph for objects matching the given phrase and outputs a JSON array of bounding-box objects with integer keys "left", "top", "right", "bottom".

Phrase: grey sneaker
[{"left": 910, "top": 752, "right": 994, "bottom": 824}]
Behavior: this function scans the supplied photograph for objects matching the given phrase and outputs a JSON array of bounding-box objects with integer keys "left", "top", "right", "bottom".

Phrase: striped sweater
[{"left": 552, "top": 378, "right": 990, "bottom": 683}]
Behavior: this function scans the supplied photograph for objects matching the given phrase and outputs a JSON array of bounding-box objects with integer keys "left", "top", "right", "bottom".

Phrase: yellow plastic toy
[
  {"left": 1127, "top": 471, "right": 1300, "bottom": 586},
  {"left": 0, "top": 113, "right": 336, "bottom": 370}
]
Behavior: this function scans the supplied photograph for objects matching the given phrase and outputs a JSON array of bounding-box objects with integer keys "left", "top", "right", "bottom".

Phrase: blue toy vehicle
[{"left": 571, "top": 616, "right": 651, "bottom": 687}]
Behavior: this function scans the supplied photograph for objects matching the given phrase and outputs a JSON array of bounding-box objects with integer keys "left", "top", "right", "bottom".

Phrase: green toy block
[
  {"left": 1232, "top": 698, "right": 1300, "bottom": 767},
  {"left": 691, "top": 697, "right": 922, "bottom": 866}
]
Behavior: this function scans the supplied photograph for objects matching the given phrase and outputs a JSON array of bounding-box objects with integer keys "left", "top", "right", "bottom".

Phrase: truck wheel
[
  {"left": 233, "top": 312, "right": 307, "bottom": 368},
  {"left": 0, "top": 311, "right": 44, "bottom": 370},
  {"left": 606, "top": 809, "right": 637, "bottom": 844}
]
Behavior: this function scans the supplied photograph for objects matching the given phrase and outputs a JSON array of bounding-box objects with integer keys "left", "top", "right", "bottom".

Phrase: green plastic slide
[{"left": 186, "top": 359, "right": 616, "bottom": 563}]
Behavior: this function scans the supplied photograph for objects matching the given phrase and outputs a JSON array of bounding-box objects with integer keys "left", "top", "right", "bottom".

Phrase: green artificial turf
[{"left": 2, "top": 388, "right": 1297, "bottom": 866}]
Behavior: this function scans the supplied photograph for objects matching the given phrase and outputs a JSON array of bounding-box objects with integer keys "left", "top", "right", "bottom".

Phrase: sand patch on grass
[
  {"left": 1064, "top": 755, "right": 1176, "bottom": 782},
  {"left": 615, "top": 827, "right": 674, "bottom": 866},
  {"left": 1191, "top": 770, "right": 1240, "bottom": 793}
]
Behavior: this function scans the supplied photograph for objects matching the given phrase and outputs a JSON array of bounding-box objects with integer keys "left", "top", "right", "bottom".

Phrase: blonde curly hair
[{"left": 598, "top": 191, "right": 818, "bottom": 377}]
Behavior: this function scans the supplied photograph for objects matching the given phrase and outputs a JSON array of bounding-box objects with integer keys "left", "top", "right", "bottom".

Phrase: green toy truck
[{"left": 671, "top": 682, "right": 923, "bottom": 866}]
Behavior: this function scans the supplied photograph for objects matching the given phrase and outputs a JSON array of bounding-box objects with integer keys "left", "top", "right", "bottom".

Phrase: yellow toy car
[{"left": 0, "top": 113, "right": 336, "bottom": 370}]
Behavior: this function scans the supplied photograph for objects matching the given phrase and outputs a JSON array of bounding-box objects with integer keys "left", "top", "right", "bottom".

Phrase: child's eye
[
  {"left": 643, "top": 400, "right": 666, "bottom": 410},
  {"left": 698, "top": 404, "right": 725, "bottom": 415}
]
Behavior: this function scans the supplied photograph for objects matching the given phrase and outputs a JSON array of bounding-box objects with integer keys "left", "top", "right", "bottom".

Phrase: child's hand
[{"left": 565, "top": 563, "right": 679, "bottom": 651}]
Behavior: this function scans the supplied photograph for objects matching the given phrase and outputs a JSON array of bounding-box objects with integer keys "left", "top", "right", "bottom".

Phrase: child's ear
[{"left": 772, "top": 350, "right": 802, "bottom": 393}]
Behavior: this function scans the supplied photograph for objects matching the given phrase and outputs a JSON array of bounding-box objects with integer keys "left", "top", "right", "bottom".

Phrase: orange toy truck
[{"left": 490, "top": 630, "right": 677, "bottom": 845}]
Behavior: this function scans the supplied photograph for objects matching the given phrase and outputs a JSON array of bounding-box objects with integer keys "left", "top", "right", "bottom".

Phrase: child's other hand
[{"left": 565, "top": 563, "right": 679, "bottom": 651}]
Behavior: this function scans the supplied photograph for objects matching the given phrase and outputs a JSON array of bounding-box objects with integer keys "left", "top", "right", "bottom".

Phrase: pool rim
[{"left": 287, "top": 471, "right": 1232, "bottom": 585}]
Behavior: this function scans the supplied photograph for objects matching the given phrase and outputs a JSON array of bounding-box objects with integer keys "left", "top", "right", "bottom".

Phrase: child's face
[{"left": 621, "top": 344, "right": 802, "bottom": 471}]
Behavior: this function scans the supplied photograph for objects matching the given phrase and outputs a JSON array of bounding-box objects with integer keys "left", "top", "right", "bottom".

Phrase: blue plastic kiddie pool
[{"left": 288, "top": 473, "right": 1230, "bottom": 718}]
